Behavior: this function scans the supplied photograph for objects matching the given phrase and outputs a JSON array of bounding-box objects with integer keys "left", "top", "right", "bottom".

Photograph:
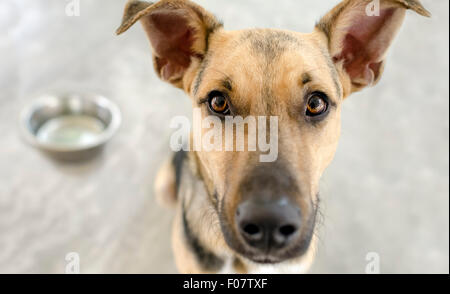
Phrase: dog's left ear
[
  {"left": 316, "top": 0, "right": 430, "bottom": 96},
  {"left": 116, "top": 0, "right": 222, "bottom": 89}
]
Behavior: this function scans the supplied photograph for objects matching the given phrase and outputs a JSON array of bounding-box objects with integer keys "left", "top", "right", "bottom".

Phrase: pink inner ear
[
  {"left": 334, "top": 8, "right": 397, "bottom": 87},
  {"left": 141, "top": 9, "right": 196, "bottom": 81}
]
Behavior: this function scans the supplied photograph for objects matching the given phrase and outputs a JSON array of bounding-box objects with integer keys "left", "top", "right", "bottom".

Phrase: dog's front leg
[
  {"left": 171, "top": 201, "right": 222, "bottom": 274},
  {"left": 171, "top": 201, "right": 205, "bottom": 273}
]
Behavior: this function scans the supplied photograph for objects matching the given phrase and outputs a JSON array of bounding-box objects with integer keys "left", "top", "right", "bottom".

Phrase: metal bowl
[{"left": 20, "top": 93, "right": 121, "bottom": 161}]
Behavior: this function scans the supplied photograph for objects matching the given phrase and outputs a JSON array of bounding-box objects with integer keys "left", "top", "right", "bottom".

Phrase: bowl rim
[{"left": 19, "top": 92, "right": 122, "bottom": 153}]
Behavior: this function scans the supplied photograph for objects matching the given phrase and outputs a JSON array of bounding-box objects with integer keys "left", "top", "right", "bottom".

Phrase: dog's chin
[{"left": 242, "top": 254, "right": 285, "bottom": 265}]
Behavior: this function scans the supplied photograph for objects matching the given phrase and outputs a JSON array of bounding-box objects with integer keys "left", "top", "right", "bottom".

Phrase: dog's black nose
[{"left": 236, "top": 198, "right": 301, "bottom": 252}]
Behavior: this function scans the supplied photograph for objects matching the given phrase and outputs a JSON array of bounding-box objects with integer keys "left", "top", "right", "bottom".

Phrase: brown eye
[
  {"left": 208, "top": 92, "right": 230, "bottom": 115},
  {"left": 306, "top": 93, "right": 328, "bottom": 117}
]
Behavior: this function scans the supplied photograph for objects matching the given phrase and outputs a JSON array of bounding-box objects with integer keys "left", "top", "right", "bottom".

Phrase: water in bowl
[{"left": 36, "top": 114, "right": 105, "bottom": 148}]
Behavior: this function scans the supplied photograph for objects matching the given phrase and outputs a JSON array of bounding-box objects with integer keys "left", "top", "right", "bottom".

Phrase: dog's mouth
[
  {"left": 247, "top": 255, "right": 284, "bottom": 264},
  {"left": 218, "top": 197, "right": 318, "bottom": 265}
]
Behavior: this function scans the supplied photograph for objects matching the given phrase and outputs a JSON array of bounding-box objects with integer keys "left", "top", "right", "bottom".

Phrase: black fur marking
[
  {"left": 193, "top": 56, "right": 210, "bottom": 95},
  {"left": 204, "top": 20, "right": 223, "bottom": 53},
  {"left": 192, "top": 20, "right": 222, "bottom": 95},
  {"left": 319, "top": 45, "right": 342, "bottom": 98},
  {"left": 222, "top": 79, "right": 233, "bottom": 91},
  {"left": 172, "top": 150, "right": 187, "bottom": 194},
  {"left": 301, "top": 73, "right": 312, "bottom": 85},
  {"left": 182, "top": 200, "right": 225, "bottom": 272},
  {"left": 242, "top": 30, "right": 299, "bottom": 61}
]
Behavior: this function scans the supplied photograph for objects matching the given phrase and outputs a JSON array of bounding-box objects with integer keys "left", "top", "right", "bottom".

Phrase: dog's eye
[
  {"left": 208, "top": 92, "right": 230, "bottom": 115},
  {"left": 306, "top": 93, "right": 328, "bottom": 117}
]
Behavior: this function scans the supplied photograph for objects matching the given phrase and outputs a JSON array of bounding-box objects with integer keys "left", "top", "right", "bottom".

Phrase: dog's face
[
  {"left": 118, "top": 0, "right": 429, "bottom": 264},
  {"left": 191, "top": 29, "right": 343, "bottom": 263}
]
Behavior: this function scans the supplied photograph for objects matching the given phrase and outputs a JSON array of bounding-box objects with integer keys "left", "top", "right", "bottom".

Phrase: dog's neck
[{"left": 189, "top": 150, "right": 218, "bottom": 207}]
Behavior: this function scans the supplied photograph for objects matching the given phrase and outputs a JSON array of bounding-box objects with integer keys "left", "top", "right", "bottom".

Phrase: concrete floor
[{"left": 0, "top": 0, "right": 448, "bottom": 274}]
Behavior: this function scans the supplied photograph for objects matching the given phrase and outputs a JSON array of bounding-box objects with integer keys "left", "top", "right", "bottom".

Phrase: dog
[{"left": 116, "top": 0, "right": 430, "bottom": 274}]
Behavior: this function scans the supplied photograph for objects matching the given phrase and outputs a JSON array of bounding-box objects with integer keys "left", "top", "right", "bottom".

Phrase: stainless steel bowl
[{"left": 20, "top": 93, "right": 121, "bottom": 161}]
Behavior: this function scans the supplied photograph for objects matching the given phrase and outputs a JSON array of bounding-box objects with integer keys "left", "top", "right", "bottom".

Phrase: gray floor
[{"left": 0, "top": 0, "right": 448, "bottom": 274}]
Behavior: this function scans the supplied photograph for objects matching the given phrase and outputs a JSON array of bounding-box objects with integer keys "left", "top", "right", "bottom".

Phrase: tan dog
[{"left": 117, "top": 0, "right": 430, "bottom": 274}]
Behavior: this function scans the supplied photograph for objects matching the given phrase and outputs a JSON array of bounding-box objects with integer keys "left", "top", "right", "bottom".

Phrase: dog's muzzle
[{"left": 220, "top": 163, "right": 317, "bottom": 264}]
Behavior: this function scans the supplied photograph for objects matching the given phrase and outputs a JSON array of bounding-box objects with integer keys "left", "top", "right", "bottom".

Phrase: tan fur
[
  {"left": 117, "top": 0, "right": 429, "bottom": 274},
  {"left": 171, "top": 200, "right": 203, "bottom": 273},
  {"left": 154, "top": 157, "right": 177, "bottom": 208}
]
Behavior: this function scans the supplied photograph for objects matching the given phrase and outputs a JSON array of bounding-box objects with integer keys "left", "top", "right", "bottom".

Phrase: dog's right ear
[{"left": 116, "top": 0, "right": 222, "bottom": 89}]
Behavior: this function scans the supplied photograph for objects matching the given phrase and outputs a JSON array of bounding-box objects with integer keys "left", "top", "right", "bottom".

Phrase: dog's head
[{"left": 117, "top": 0, "right": 429, "bottom": 264}]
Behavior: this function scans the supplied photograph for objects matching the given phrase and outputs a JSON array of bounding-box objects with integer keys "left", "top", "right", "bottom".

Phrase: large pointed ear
[
  {"left": 116, "top": 0, "right": 222, "bottom": 89},
  {"left": 316, "top": 0, "right": 430, "bottom": 96}
]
